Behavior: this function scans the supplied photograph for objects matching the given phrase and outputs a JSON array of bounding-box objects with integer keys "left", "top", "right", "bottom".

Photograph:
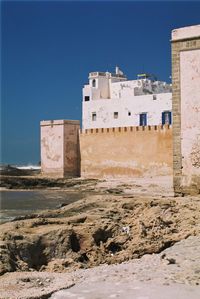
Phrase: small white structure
[{"left": 82, "top": 67, "right": 172, "bottom": 129}]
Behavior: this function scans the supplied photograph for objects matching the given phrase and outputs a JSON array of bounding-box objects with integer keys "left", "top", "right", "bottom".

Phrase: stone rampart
[{"left": 80, "top": 125, "right": 172, "bottom": 178}]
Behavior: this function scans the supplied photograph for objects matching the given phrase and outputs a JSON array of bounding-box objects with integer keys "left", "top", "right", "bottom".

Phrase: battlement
[
  {"left": 80, "top": 124, "right": 173, "bottom": 178},
  {"left": 80, "top": 124, "right": 172, "bottom": 135}
]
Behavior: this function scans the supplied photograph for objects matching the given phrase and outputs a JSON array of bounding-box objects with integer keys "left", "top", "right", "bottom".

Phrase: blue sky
[{"left": 1, "top": 1, "right": 200, "bottom": 165}]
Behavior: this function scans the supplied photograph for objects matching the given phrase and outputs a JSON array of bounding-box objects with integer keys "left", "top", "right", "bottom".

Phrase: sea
[
  {"left": 0, "top": 164, "right": 83, "bottom": 224},
  {"left": 0, "top": 190, "right": 83, "bottom": 224}
]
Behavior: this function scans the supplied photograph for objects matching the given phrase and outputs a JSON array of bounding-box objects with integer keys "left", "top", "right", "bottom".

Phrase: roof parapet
[
  {"left": 171, "top": 24, "right": 200, "bottom": 42},
  {"left": 89, "top": 71, "right": 126, "bottom": 79}
]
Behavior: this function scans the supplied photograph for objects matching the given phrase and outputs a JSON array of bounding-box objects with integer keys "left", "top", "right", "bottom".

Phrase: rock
[
  {"left": 166, "top": 257, "right": 176, "bottom": 264},
  {"left": 0, "top": 194, "right": 200, "bottom": 276}
]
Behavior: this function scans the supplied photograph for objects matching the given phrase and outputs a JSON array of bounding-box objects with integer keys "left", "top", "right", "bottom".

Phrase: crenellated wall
[{"left": 80, "top": 125, "right": 172, "bottom": 178}]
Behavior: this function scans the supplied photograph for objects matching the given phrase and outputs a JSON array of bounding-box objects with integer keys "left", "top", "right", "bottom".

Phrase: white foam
[{"left": 16, "top": 165, "right": 41, "bottom": 170}]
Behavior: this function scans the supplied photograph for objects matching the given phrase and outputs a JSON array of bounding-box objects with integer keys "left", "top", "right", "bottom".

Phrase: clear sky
[{"left": 1, "top": 1, "right": 200, "bottom": 165}]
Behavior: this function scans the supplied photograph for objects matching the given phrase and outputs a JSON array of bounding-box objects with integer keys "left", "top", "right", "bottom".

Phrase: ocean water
[{"left": 0, "top": 190, "right": 83, "bottom": 223}]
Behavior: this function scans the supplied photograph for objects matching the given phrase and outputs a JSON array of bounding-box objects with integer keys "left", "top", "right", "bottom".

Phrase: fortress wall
[
  {"left": 41, "top": 120, "right": 80, "bottom": 177},
  {"left": 172, "top": 25, "right": 200, "bottom": 195},
  {"left": 80, "top": 125, "right": 172, "bottom": 178},
  {"left": 63, "top": 121, "right": 80, "bottom": 177}
]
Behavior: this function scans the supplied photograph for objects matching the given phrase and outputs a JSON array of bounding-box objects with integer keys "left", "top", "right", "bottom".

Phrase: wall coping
[
  {"left": 171, "top": 24, "right": 200, "bottom": 42},
  {"left": 40, "top": 120, "right": 80, "bottom": 126},
  {"left": 80, "top": 125, "right": 172, "bottom": 134}
]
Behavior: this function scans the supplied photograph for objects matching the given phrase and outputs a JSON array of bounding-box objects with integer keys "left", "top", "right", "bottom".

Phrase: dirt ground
[{"left": 0, "top": 175, "right": 200, "bottom": 298}]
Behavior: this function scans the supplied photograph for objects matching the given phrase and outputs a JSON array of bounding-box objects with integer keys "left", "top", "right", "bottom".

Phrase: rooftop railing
[{"left": 89, "top": 72, "right": 126, "bottom": 78}]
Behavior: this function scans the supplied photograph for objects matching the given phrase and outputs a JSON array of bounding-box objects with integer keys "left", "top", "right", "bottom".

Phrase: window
[
  {"left": 128, "top": 111, "right": 131, "bottom": 116},
  {"left": 92, "top": 112, "right": 96, "bottom": 121},
  {"left": 139, "top": 113, "right": 147, "bottom": 126},
  {"left": 162, "top": 111, "right": 172, "bottom": 125},
  {"left": 153, "top": 95, "right": 157, "bottom": 100},
  {"left": 114, "top": 112, "right": 118, "bottom": 119},
  {"left": 85, "top": 96, "right": 90, "bottom": 101},
  {"left": 92, "top": 79, "right": 96, "bottom": 87}
]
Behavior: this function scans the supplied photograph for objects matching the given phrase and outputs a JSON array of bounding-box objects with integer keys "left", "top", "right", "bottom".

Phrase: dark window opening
[
  {"left": 139, "top": 113, "right": 147, "bottom": 126},
  {"left": 153, "top": 95, "right": 157, "bottom": 100},
  {"left": 114, "top": 112, "right": 118, "bottom": 119},
  {"left": 162, "top": 111, "right": 172, "bottom": 125},
  {"left": 92, "top": 112, "right": 96, "bottom": 121},
  {"left": 85, "top": 96, "right": 90, "bottom": 101},
  {"left": 128, "top": 111, "right": 131, "bottom": 116},
  {"left": 92, "top": 79, "right": 96, "bottom": 87}
]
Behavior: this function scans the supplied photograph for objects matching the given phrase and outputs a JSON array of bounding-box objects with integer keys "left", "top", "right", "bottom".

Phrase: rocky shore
[
  {"left": 1, "top": 235, "right": 200, "bottom": 299},
  {"left": 0, "top": 174, "right": 200, "bottom": 298}
]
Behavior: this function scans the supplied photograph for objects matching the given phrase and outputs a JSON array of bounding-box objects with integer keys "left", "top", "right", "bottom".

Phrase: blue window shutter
[
  {"left": 162, "top": 112, "right": 165, "bottom": 125},
  {"left": 169, "top": 112, "right": 172, "bottom": 125},
  {"left": 140, "top": 113, "right": 147, "bottom": 126},
  {"left": 144, "top": 114, "right": 147, "bottom": 126}
]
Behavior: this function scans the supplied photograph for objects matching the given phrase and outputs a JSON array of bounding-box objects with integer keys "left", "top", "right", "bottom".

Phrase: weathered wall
[
  {"left": 41, "top": 120, "right": 80, "bottom": 177},
  {"left": 172, "top": 25, "right": 200, "bottom": 195},
  {"left": 180, "top": 50, "right": 200, "bottom": 188},
  {"left": 41, "top": 121, "right": 64, "bottom": 176},
  {"left": 80, "top": 125, "right": 172, "bottom": 178},
  {"left": 63, "top": 122, "right": 80, "bottom": 176}
]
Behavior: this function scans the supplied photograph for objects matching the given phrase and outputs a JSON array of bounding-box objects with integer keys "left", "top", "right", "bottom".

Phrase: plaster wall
[
  {"left": 41, "top": 121, "right": 64, "bottom": 176},
  {"left": 110, "top": 80, "right": 171, "bottom": 98},
  {"left": 82, "top": 93, "right": 172, "bottom": 129},
  {"left": 172, "top": 25, "right": 200, "bottom": 41},
  {"left": 87, "top": 74, "right": 126, "bottom": 100},
  {"left": 41, "top": 120, "right": 80, "bottom": 177},
  {"left": 110, "top": 80, "right": 138, "bottom": 98},
  {"left": 95, "top": 77, "right": 110, "bottom": 99},
  {"left": 64, "top": 123, "right": 80, "bottom": 176},
  {"left": 80, "top": 125, "right": 172, "bottom": 178},
  {"left": 171, "top": 24, "right": 200, "bottom": 195},
  {"left": 180, "top": 49, "right": 200, "bottom": 186},
  {"left": 83, "top": 85, "right": 101, "bottom": 101}
]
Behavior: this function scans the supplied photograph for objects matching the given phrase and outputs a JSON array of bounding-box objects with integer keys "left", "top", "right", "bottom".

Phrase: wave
[{"left": 16, "top": 165, "right": 41, "bottom": 170}]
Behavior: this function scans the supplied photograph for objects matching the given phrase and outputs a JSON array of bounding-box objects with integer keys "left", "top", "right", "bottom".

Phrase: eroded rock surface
[
  {"left": 1, "top": 194, "right": 200, "bottom": 276},
  {"left": 1, "top": 236, "right": 200, "bottom": 299}
]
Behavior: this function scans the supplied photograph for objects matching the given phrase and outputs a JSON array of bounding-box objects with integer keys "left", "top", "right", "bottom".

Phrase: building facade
[
  {"left": 40, "top": 24, "right": 200, "bottom": 196},
  {"left": 82, "top": 69, "right": 172, "bottom": 129}
]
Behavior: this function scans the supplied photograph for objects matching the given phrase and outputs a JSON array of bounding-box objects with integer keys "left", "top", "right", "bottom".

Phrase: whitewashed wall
[{"left": 82, "top": 93, "right": 172, "bottom": 129}]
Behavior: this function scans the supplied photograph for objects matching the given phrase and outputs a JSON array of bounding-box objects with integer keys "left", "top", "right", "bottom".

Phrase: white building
[{"left": 82, "top": 67, "right": 172, "bottom": 129}]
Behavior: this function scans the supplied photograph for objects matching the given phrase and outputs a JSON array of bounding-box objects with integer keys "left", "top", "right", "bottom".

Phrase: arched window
[{"left": 92, "top": 79, "right": 96, "bottom": 87}]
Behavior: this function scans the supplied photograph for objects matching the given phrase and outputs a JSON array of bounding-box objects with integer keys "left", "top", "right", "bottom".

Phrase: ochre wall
[{"left": 80, "top": 125, "right": 172, "bottom": 178}]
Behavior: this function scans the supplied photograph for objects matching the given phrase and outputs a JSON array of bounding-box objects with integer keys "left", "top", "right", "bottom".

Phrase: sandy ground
[
  {"left": 50, "top": 236, "right": 200, "bottom": 299},
  {"left": 95, "top": 175, "right": 174, "bottom": 196}
]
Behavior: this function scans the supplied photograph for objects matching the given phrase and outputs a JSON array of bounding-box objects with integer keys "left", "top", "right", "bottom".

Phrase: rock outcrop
[{"left": 1, "top": 194, "right": 200, "bottom": 275}]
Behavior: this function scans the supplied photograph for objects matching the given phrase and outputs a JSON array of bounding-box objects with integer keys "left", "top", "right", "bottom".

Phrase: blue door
[
  {"left": 139, "top": 113, "right": 147, "bottom": 126},
  {"left": 162, "top": 111, "right": 172, "bottom": 125}
]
